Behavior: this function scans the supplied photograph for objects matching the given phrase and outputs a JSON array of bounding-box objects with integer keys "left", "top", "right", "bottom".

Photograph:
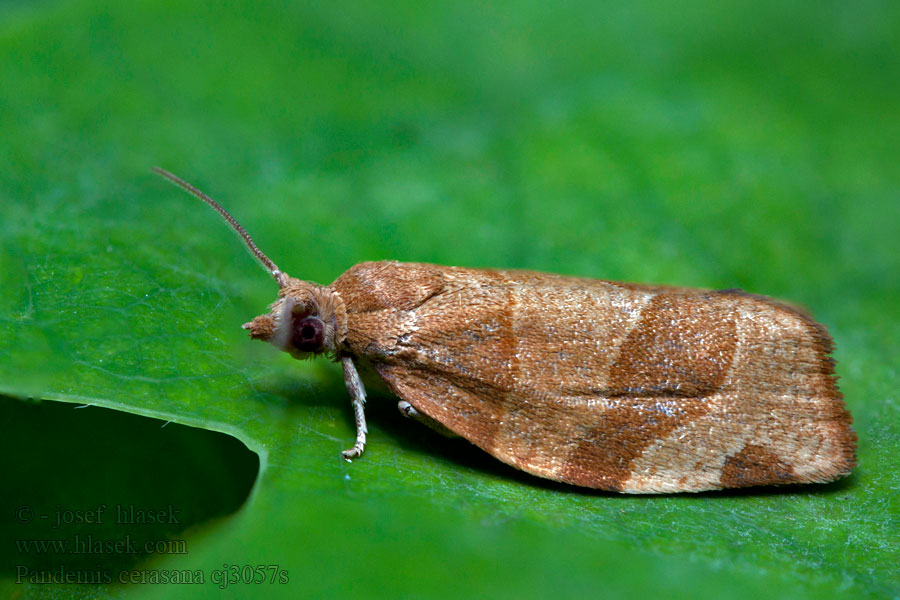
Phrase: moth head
[
  {"left": 152, "top": 167, "right": 347, "bottom": 360},
  {"left": 242, "top": 277, "right": 347, "bottom": 360}
]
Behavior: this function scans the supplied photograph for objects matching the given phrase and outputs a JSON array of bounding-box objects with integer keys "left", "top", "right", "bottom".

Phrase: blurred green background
[{"left": 1, "top": 0, "right": 898, "bottom": 598}]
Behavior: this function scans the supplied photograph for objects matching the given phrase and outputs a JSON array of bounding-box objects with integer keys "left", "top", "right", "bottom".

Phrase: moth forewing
[{"left": 330, "top": 261, "right": 855, "bottom": 493}]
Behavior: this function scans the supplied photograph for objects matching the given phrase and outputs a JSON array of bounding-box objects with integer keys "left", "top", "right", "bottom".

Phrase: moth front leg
[
  {"left": 341, "top": 354, "right": 368, "bottom": 460},
  {"left": 398, "top": 401, "right": 459, "bottom": 438}
]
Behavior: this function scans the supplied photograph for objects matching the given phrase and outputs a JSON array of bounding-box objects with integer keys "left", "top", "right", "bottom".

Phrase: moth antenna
[{"left": 152, "top": 167, "right": 287, "bottom": 287}]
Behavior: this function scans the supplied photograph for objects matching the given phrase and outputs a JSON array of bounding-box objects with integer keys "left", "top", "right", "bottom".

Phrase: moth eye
[{"left": 293, "top": 316, "right": 324, "bottom": 352}]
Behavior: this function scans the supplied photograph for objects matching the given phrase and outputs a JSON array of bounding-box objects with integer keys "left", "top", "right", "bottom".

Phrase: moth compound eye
[{"left": 293, "top": 316, "right": 324, "bottom": 352}]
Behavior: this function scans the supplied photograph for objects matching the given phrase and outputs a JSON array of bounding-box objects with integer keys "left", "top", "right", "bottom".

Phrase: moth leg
[
  {"left": 340, "top": 355, "right": 368, "bottom": 461},
  {"left": 398, "top": 401, "right": 459, "bottom": 438}
]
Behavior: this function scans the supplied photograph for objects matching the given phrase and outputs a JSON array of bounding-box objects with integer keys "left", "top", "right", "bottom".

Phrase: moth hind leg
[{"left": 398, "top": 401, "right": 459, "bottom": 438}]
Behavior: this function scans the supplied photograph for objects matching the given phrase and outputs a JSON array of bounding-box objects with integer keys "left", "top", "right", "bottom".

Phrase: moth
[{"left": 154, "top": 167, "right": 857, "bottom": 493}]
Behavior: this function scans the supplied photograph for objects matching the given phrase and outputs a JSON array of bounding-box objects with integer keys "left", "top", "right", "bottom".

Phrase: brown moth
[{"left": 154, "top": 167, "right": 857, "bottom": 493}]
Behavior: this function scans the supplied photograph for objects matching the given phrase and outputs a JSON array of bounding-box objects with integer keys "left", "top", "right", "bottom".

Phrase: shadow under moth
[{"left": 153, "top": 167, "right": 856, "bottom": 494}]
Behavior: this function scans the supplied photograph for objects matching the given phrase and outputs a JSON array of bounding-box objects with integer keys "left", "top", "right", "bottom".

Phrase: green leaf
[{"left": 1, "top": 1, "right": 897, "bottom": 598}]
